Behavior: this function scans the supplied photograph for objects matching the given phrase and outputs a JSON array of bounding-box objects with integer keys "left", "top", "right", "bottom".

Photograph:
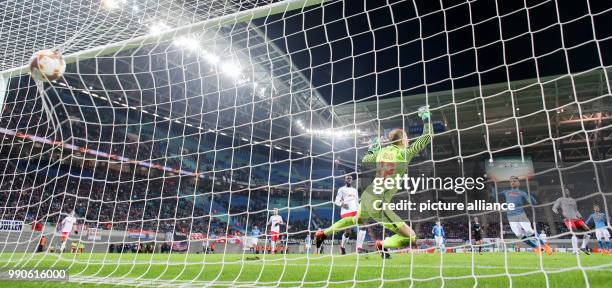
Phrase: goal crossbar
[{"left": 0, "top": 0, "right": 327, "bottom": 79}]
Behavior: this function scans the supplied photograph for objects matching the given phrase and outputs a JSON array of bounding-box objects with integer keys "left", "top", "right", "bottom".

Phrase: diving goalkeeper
[{"left": 315, "top": 106, "right": 432, "bottom": 259}]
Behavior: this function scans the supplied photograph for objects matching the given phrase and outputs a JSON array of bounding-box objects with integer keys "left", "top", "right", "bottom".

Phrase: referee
[{"left": 472, "top": 217, "right": 484, "bottom": 253}]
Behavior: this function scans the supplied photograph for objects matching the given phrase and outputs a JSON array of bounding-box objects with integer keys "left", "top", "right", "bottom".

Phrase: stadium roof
[
  {"left": 2, "top": 0, "right": 610, "bottom": 160},
  {"left": 333, "top": 68, "right": 612, "bottom": 162}
]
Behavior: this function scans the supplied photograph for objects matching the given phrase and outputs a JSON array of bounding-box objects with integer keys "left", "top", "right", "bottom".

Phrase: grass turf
[{"left": 0, "top": 252, "right": 610, "bottom": 287}]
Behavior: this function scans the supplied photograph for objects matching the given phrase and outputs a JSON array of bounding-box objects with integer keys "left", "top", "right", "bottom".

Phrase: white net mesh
[{"left": 0, "top": 0, "right": 611, "bottom": 287}]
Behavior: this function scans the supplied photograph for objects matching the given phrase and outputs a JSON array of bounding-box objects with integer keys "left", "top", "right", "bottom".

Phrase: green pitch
[{"left": 0, "top": 252, "right": 610, "bottom": 287}]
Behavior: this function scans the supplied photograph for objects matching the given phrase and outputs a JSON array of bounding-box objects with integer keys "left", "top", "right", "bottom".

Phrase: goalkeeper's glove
[
  {"left": 417, "top": 105, "right": 430, "bottom": 121},
  {"left": 367, "top": 137, "right": 381, "bottom": 153}
]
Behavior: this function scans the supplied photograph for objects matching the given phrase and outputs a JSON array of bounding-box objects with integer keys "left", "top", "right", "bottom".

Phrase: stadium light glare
[
  {"left": 149, "top": 22, "right": 170, "bottom": 35},
  {"left": 258, "top": 87, "right": 266, "bottom": 97},
  {"left": 174, "top": 36, "right": 200, "bottom": 51},
  {"left": 295, "top": 118, "right": 361, "bottom": 137},
  {"left": 220, "top": 61, "right": 242, "bottom": 79},
  {"left": 101, "top": 0, "right": 124, "bottom": 10},
  {"left": 299, "top": 124, "right": 362, "bottom": 138},
  {"left": 202, "top": 51, "right": 220, "bottom": 65}
]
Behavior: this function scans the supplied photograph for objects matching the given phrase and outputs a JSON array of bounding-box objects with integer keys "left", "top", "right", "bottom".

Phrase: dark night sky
[{"left": 258, "top": 0, "right": 612, "bottom": 105}]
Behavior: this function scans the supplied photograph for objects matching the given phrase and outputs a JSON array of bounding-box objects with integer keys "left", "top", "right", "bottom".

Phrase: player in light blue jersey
[
  {"left": 252, "top": 226, "right": 261, "bottom": 238},
  {"left": 498, "top": 176, "right": 552, "bottom": 255},
  {"left": 432, "top": 220, "right": 445, "bottom": 253},
  {"left": 585, "top": 204, "right": 610, "bottom": 253}
]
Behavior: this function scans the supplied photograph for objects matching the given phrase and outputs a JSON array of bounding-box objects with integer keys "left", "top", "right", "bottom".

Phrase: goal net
[{"left": 0, "top": 0, "right": 611, "bottom": 287}]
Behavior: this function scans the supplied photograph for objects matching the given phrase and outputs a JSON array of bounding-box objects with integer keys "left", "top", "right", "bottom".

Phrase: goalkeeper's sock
[
  {"left": 324, "top": 217, "right": 355, "bottom": 237},
  {"left": 382, "top": 234, "right": 416, "bottom": 249},
  {"left": 520, "top": 236, "right": 538, "bottom": 248},
  {"left": 356, "top": 230, "right": 366, "bottom": 251},
  {"left": 605, "top": 241, "right": 611, "bottom": 250}
]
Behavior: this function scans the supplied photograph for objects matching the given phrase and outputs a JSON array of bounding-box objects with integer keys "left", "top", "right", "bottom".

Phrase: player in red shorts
[
  {"left": 56, "top": 210, "right": 76, "bottom": 253},
  {"left": 553, "top": 189, "right": 591, "bottom": 255},
  {"left": 267, "top": 209, "right": 284, "bottom": 254}
]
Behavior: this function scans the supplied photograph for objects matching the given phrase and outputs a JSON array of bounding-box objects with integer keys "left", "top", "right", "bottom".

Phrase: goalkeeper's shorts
[{"left": 358, "top": 184, "right": 404, "bottom": 233}]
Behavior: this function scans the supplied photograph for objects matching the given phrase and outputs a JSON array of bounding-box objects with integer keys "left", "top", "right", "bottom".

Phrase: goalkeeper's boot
[
  {"left": 580, "top": 247, "right": 591, "bottom": 255},
  {"left": 315, "top": 231, "right": 327, "bottom": 250},
  {"left": 340, "top": 246, "right": 346, "bottom": 255},
  {"left": 375, "top": 240, "right": 390, "bottom": 259},
  {"left": 543, "top": 243, "right": 553, "bottom": 255}
]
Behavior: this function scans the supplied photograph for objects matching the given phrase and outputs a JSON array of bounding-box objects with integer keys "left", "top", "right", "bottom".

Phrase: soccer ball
[{"left": 29, "top": 50, "right": 65, "bottom": 82}]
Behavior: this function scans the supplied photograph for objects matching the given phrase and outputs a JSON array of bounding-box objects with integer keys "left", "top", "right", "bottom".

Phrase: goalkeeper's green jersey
[
  {"left": 362, "top": 124, "right": 432, "bottom": 177},
  {"left": 357, "top": 124, "right": 432, "bottom": 224}
]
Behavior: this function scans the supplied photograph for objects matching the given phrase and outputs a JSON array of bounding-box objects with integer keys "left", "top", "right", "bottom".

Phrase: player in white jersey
[
  {"left": 304, "top": 233, "right": 312, "bottom": 254},
  {"left": 334, "top": 175, "right": 365, "bottom": 254},
  {"left": 56, "top": 210, "right": 76, "bottom": 253},
  {"left": 552, "top": 188, "right": 591, "bottom": 255},
  {"left": 267, "top": 209, "right": 284, "bottom": 254}
]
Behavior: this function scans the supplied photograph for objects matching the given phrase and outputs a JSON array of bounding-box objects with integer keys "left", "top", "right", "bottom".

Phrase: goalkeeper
[{"left": 315, "top": 106, "right": 432, "bottom": 258}]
